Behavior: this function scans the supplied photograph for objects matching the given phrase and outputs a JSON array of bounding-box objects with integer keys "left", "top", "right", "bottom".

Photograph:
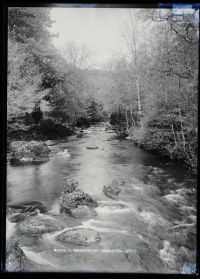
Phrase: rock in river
[
  {"left": 7, "top": 200, "right": 48, "bottom": 214},
  {"left": 17, "top": 215, "right": 64, "bottom": 236},
  {"left": 60, "top": 179, "right": 98, "bottom": 217},
  {"left": 8, "top": 212, "right": 27, "bottom": 223},
  {"left": 86, "top": 146, "right": 98, "bottom": 150},
  {"left": 103, "top": 182, "right": 121, "bottom": 199},
  {"left": 9, "top": 141, "right": 51, "bottom": 164},
  {"left": 70, "top": 205, "right": 97, "bottom": 218},
  {"left": 6, "top": 240, "right": 28, "bottom": 271},
  {"left": 56, "top": 228, "right": 101, "bottom": 246}
]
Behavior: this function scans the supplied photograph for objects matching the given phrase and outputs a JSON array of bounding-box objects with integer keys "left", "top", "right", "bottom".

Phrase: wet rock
[
  {"left": 9, "top": 141, "right": 51, "bottom": 165},
  {"left": 17, "top": 215, "right": 64, "bottom": 236},
  {"left": 8, "top": 213, "right": 26, "bottom": 223},
  {"left": 60, "top": 179, "right": 98, "bottom": 216},
  {"left": 76, "top": 132, "right": 84, "bottom": 138},
  {"left": 8, "top": 201, "right": 48, "bottom": 214},
  {"left": 101, "top": 202, "right": 125, "bottom": 210},
  {"left": 56, "top": 228, "right": 101, "bottom": 246},
  {"left": 6, "top": 240, "right": 28, "bottom": 271},
  {"left": 86, "top": 146, "right": 98, "bottom": 150},
  {"left": 70, "top": 205, "right": 97, "bottom": 218},
  {"left": 63, "top": 178, "right": 79, "bottom": 194},
  {"left": 103, "top": 182, "right": 121, "bottom": 199},
  {"left": 60, "top": 190, "right": 98, "bottom": 214}
]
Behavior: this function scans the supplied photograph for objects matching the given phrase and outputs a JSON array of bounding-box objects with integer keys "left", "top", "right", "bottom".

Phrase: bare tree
[
  {"left": 121, "top": 10, "right": 142, "bottom": 119},
  {"left": 62, "top": 40, "right": 92, "bottom": 68}
]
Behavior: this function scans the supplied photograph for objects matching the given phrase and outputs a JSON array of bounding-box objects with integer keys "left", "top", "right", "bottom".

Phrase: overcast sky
[
  {"left": 50, "top": 7, "right": 197, "bottom": 69},
  {"left": 50, "top": 8, "right": 132, "bottom": 69}
]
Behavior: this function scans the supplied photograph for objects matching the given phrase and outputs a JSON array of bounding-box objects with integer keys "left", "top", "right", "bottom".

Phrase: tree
[{"left": 62, "top": 40, "right": 92, "bottom": 69}]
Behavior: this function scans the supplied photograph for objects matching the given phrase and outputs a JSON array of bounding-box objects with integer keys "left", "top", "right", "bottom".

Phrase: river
[{"left": 6, "top": 123, "right": 197, "bottom": 273}]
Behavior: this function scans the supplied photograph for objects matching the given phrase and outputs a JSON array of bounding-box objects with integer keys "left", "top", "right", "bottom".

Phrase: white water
[{"left": 7, "top": 124, "right": 197, "bottom": 273}]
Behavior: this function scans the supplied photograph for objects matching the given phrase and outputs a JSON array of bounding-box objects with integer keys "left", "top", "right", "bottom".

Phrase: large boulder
[
  {"left": 9, "top": 141, "right": 51, "bottom": 164},
  {"left": 56, "top": 228, "right": 101, "bottom": 246},
  {"left": 6, "top": 240, "right": 28, "bottom": 271},
  {"left": 17, "top": 215, "right": 64, "bottom": 236},
  {"left": 60, "top": 179, "right": 98, "bottom": 217}
]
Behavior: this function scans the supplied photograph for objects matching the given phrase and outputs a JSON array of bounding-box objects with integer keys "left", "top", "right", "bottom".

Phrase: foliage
[
  {"left": 109, "top": 8, "right": 198, "bottom": 172},
  {"left": 8, "top": 7, "right": 90, "bottom": 138}
]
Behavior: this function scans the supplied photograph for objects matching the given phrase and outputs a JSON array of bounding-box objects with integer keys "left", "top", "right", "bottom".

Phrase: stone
[
  {"left": 8, "top": 201, "right": 48, "bottom": 214},
  {"left": 101, "top": 203, "right": 125, "bottom": 210},
  {"left": 6, "top": 240, "right": 28, "bottom": 271},
  {"left": 103, "top": 182, "right": 121, "bottom": 199},
  {"left": 8, "top": 213, "right": 26, "bottom": 223},
  {"left": 17, "top": 215, "right": 64, "bottom": 236},
  {"left": 60, "top": 190, "right": 98, "bottom": 214},
  {"left": 70, "top": 205, "right": 97, "bottom": 218},
  {"left": 76, "top": 133, "right": 84, "bottom": 138},
  {"left": 86, "top": 146, "right": 98, "bottom": 150},
  {"left": 60, "top": 179, "right": 98, "bottom": 216},
  {"left": 9, "top": 141, "right": 51, "bottom": 165},
  {"left": 56, "top": 228, "right": 101, "bottom": 246},
  {"left": 63, "top": 179, "right": 79, "bottom": 194}
]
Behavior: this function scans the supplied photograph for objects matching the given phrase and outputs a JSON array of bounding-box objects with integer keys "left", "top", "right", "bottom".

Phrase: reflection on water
[{"left": 7, "top": 124, "right": 196, "bottom": 273}]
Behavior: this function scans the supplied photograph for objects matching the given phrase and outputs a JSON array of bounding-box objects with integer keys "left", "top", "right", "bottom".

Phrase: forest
[
  {"left": 6, "top": 7, "right": 198, "bottom": 274},
  {"left": 7, "top": 7, "right": 198, "bottom": 171}
]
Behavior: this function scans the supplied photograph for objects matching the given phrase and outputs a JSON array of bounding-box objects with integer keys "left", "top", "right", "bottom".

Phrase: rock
[
  {"left": 6, "top": 240, "right": 28, "bottom": 271},
  {"left": 8, "top": 201, "right": 48, "bottom": 214},
  {"left": 86, "top": 146, "right": 98, "bottom": 150},
  {"left": 9, "top": 141, "right": 51, "bottom": 165},
  {"left": 103, "top": 182, "right": 121, "bottom": 199},
  {"left": 101, "top": 203, "right": 125, "bottom": 210},
  {"left": 60, "top": 190, "right": 98, "bottom": 214},
  {"left": 63, "top": 178, "right": 79, "bottom": 194},
  {"left": 60, "top": 179, "right": 98, "bottom": 216},
  {"left": 17, "top": 215, "right": 64, "bottom": 236},
  {"left": 76, "top": 132, "right": 84, "bottom": 138},
  {"left": 70, "top": 205, "right": 97, "bottom": 218},
  {"left": 56, "top": 228, "right": 101, "bottom": 246},
  {"left": 8, "top": 213, "right": 26, "bottom": 223}
]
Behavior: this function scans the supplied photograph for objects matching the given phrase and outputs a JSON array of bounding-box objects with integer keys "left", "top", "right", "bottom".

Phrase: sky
[
  {"left": 50, "top": 7, "right": 198, "bottom": 69},
  {"left": 50, "top": 8, "right": 131, "bottom": 69}
]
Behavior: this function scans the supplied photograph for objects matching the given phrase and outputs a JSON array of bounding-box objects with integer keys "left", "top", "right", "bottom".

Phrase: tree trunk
[
  {"left": 179, "top": 107, "right": 186, "bottom": 151},
  {"left": 125, "top": 109, "right": 130, "bottom": 135},
  {"left": 130, "top": 109, "right": 135, "bottom": 127},
  {"left": 171, "top": 123, "right": 177, "bottom": 146},
  {"left": 136, "top": 74, "right": 142, "bottom": 118}
]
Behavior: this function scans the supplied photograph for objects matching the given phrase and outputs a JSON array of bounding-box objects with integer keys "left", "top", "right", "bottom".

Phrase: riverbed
[{"left": 6, "top": 123, "right": 197, "bottom": 273}]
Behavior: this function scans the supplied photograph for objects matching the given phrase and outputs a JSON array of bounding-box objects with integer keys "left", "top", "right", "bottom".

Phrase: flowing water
[{"left": 6, "top": 123, "right": 197, "bottom": 273}]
